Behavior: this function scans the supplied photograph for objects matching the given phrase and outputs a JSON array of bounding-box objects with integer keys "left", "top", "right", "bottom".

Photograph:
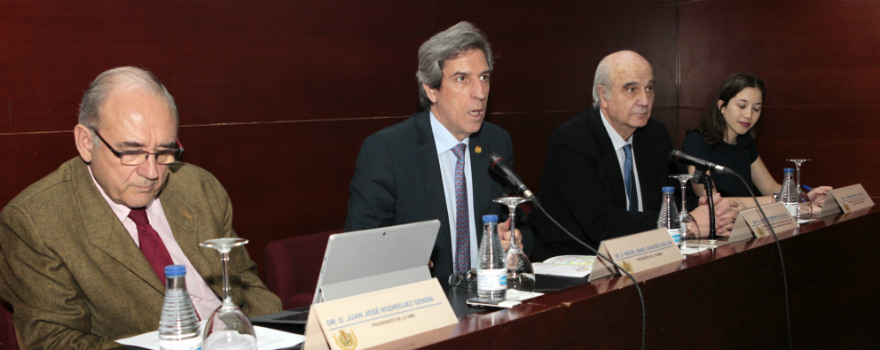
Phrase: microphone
[
  {"left": 488, "top": 153, "right": 540, "bottom": 206},
  {"left": 669, "top": 150, "right": 736, "bottom": 175}
]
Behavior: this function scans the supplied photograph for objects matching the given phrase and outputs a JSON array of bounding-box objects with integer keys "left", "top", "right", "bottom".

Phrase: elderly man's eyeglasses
[{"left": 92, "top": 130, "right": 184, "bottom": 166}]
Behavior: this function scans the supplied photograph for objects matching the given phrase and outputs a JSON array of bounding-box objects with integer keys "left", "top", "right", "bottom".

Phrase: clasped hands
[
  {"left": 690, "top": 193, "right": 740, "bottom": 238},
  {"left": 806, "top": 186, "right": 833, "bottom": 211}
]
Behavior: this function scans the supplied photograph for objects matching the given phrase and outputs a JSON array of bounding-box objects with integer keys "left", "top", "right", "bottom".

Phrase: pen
[{"left": 801, "top": 185, "right": 813, "bottom": 191}]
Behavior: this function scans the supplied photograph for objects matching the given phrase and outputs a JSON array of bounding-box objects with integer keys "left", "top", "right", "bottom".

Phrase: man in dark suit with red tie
[
  {"left": 344, "top": 21, "right": 531, "bottom": 279},
  {"left": 0, "top": 66, "right": 280, "bottom": 349}
]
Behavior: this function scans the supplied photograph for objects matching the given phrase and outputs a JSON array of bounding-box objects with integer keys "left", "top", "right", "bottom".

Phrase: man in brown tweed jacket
[{"left": 0, "top": 67, "right": 280, "bottom": 349}]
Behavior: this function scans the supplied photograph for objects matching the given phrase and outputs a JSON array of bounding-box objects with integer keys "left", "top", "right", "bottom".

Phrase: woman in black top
[{"left": 682, "top": 73, "right": 830, "bottom": 209}]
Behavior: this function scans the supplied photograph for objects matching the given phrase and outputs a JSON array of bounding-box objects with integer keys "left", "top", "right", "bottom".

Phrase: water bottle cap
[
  {"left": 482, "top": 214, "right": 498, "bottom": 223},
  {"left": 164, "top": 265, "right": 186, "bottom": 277},
  {"left": 662, "top": 186, "right": 675, "bottom": 193},
  {"left": 784, "top": 168, "right": 794, "bottom": 173}
]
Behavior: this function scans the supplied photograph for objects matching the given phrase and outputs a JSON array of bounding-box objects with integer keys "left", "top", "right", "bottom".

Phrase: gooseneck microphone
[
  {"left": 669, "top": 150, "right": 736, "bottom": 175},
  {"left": 488, "top": 153, "right": 540, "bottom": 207},
  {"left": 671, "top": 149, "right": 792, "bottom": 348},
  {"left": 487, "top": 152, "right": 644, "bottom": 350}
]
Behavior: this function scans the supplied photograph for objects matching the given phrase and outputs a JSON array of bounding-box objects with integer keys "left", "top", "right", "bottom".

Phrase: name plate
[
  {"left": 303, "top": 278, "right": 457, "bottom": 350},
  {"left": 819, "top": 183, "right": 874, "bottom": 217},
  {"left": 730, "top": 202, "right": 798, "bottom": 239},
  {"left": 589, "top": 228, "right": 683, "bottom": 282}
]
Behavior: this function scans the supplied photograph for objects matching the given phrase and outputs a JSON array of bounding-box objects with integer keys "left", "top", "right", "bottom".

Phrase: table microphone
[
  {"left": 669, "top": 150, "right": 736, "bottom": 175},
  {"left": 488, "top": 153, "right": 540, "bottom": 207},
  {"left": 487, "top": 152, "right": 644, "bottom": 350},
  {"left": 672, "top": 149, "right": 793, "bottom": 348}
]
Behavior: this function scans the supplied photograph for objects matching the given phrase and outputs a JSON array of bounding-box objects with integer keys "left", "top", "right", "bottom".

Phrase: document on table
[
  {"left": 533, "top": 255, "right": 595, "bottom": 278},
  {"left": 117, "top": 320, "right": 304, "bottom": 350}
]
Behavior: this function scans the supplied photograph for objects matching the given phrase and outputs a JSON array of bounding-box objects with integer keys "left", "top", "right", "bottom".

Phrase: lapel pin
[{"left": 475, "top": 146, "right": 482, "bottom": 154}]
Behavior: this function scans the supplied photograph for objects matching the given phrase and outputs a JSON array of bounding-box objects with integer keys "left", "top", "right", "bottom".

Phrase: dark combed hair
[{"left": 691, "top": 72, "right": 766, "bottom": 146}]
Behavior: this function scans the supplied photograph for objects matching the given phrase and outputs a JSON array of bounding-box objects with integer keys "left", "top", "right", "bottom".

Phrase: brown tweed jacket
[{"left": 0, "top": 157, "right": 281, "bottom": 349}]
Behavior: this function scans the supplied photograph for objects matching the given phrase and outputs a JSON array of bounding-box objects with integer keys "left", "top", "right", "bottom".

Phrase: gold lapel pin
[{"left": 475, "top": 146, "right": 482, "bottom": 154}]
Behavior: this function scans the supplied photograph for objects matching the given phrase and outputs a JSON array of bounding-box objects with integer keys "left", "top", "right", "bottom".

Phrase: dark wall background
[
  {"left": 678, "top": 0, "right": 880, "bottom": 197},
  {"left": 1, "top": 0, "right": 877, "bottom": 267}
]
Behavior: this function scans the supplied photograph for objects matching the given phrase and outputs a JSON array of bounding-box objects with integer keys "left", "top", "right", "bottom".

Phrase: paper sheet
[
  {"left": 533, "top": 255, "right": 595, "bottom": 277},
  {"left": 116, "top": 320, "right": 304, "bottom": 350}
]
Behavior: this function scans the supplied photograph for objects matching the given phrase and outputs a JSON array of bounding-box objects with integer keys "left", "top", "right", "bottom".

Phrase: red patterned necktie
[
  {"left": 452, "top": 143, "right": 471, "bottom": 274},
  {"left": 128, "top": 208, "right": 175, "bottom": 284}
]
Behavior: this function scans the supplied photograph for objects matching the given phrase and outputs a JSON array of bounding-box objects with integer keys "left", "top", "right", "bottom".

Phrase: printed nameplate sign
[
  {"left": 730, "top": 202, "right": 798, "bottom": 239},
  {"left": 589, "top": 228, "right": 683, "bottom": 282},
  {"left": 819, "top": 183, "right": 874, "bottom": 217},
  {"left": 303, "top": 278, "right": 457, "bottom": 350}
]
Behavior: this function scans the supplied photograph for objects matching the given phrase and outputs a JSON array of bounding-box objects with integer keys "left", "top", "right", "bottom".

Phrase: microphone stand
[
  {"left": 693, "top": 168, "right": 717, "bottom": 242},
  {"left": 536, "top": 204, "right": 645, "bottom": 350},
  {"left": 672, "top": 153, "right": 791, "bottom": 349}
]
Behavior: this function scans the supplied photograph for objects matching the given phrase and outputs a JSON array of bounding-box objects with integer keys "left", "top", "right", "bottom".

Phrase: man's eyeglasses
[
  {"left": 92, "top": 129, "right": 184, "bottom": 166},
  {"left": 448, "top": 268, "right": 477, "bottom": 290}
]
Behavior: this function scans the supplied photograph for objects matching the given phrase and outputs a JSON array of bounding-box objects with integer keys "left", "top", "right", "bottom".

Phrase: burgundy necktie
[{"left": 128, "top": 208, "right": 175, "bottom": 284}]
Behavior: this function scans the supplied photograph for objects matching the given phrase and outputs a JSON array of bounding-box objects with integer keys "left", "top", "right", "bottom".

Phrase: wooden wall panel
[
  {"left": 678, "top": 0, "right": 880, "bottom": 194},
  {"left": 6, "top": 0, "right": 876, "bottom": 274},
  {"left": 1, "top": 0, "right": 678, "bottom": 266}
]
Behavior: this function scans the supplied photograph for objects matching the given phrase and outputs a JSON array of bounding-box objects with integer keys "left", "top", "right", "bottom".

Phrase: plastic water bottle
[
  {"left": 780, "top": 167, "right": 798, "bottom": 217},
  {"left": 159, "top": 265, "right": 202, "bottom": 350},
  {"left": 477, "top": 214, "right": 506, "bottom": 301},
  {"left": 657, "top": 186, "right": 682, "bottom": 244}
]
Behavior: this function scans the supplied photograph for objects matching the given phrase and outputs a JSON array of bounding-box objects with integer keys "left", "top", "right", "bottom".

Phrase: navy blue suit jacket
[
  {"left": 531, "top": 108, "right": 677, "bottom": 260},
  {"left": 344, "top": 111, "right": 532, "bottom": 278}
]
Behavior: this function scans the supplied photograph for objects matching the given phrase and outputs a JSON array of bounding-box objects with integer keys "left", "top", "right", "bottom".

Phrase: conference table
[{"left": 269, "top": 204, "right": 880, "bottom": 349}]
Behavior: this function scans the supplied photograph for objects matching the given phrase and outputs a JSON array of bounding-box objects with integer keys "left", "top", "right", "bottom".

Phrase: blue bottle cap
[
  {"left": 482, "top": 214, "right": 498, "bottom": 223},
  {"left": 164, "top": 265, "right": 186, "bottom": 277},
  {"left": 784, "top": 168, "right": 794, "bottom": 173},
  {"left": 662, "top": 186, "right": 675, "bottom": 193}
]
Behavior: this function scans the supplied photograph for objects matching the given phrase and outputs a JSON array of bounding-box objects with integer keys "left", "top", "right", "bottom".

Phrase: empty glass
[
  {"left": 492, "top": 197, "right": 535, "bottom": 295},
  {"left": 200, "top": 238, "right": 257, "bottom": 350},
  {"left": 786, "top": 158, "right": 814, "bottom": 223},
  {"left": 669, "top": 174, "right": 701, "bottom": 253}
]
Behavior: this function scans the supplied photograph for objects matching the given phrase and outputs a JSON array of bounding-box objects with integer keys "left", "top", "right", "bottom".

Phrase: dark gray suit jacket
[
  {"left": 531, "top": 108, "right": 676, "bottom": 261},
  {"left": 344, "top": 111, "right": 532, "bottom": 278}
]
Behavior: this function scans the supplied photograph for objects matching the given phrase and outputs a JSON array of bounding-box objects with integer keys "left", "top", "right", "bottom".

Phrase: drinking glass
[
  {"left": 669, "top": 174, "right": 702, "bottom": 253},
  {"left": 786, "top": 158, "right": 814, "bottom": 223},
  {"left": 668, "top": 174, "right": 701, "bottom": 240},
  {"left": 200, "top": 238, "right": 257, "bottom": 350},
  {"left": 492, "top": 197, "right": 535, "bottom": 295}
]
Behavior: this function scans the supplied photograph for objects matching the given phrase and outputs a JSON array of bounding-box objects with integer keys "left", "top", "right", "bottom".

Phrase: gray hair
[
  {"left": 78, "top": 66, "right": 178, "bottom": 129},
  {"left": 592, "top": 58, "right": 612, "bottom": 108},
  {"left": 416, "top": 21, "right": 494, "bottom": 108}
]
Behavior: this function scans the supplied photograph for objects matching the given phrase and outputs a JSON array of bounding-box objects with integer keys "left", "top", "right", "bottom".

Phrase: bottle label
[
  {"left": 667, "top": 229, "right": 681, "bottom": 244},
  {"left": 477, "top": 268, "right": 507, "bottom": 291},
  {"left": 159, "top": 336, "right": 201, "bottom": 350},
  {"left": 784, "top": 202, "right": 798, "bottom": 217}
]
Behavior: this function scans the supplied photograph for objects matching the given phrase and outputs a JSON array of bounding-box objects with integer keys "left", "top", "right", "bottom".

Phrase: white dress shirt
[
  {"left": 600, "top": 110, "right": 644, "bottom": 211},
  {"left": 429, "top": 111, "right": 478, "bottom": 270},
  {"left": 89, "top": 166, "right": 222, "bottom": 319}
]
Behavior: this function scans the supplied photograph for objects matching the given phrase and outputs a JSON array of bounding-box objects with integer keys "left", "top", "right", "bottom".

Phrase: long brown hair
[{"left": 691, "top": 73, "right": 766, "bottom": 146}]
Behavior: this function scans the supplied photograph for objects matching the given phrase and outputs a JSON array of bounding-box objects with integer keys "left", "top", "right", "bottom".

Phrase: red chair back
[
  {"left": 1, "top": 297, "right": 17, "bottom": 350},
  {"left": 263, "top": 230, "right": 340, "bottom": 309}
]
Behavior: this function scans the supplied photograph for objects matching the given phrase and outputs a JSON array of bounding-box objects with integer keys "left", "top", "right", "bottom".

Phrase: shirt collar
[
  {"left": 429, "top": 110, "right": 469, "bottom": 154},
  {"left": 600, "top": 109, "right": 633, "bottom": 150},
  {"left": 87, "top": 165, "right": 157, "bottom": 221}
]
